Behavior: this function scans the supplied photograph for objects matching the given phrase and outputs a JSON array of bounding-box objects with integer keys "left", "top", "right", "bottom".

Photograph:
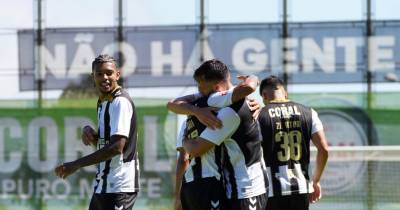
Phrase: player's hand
[
  {"left": 54, "top": 161, "right": 79, "bottom": 179},
  {"left": 193, "top": 107, "right": 222, "bottom": 130},
  {"left": 237, "top": 75, "right": 249, "bottom": 81},
  {"left": 309, "top": 181, "right": 322, "bottom": 203},
  {"left": 82, "top": 125, "right": 98, "bottom": 146},
  {"left": 237, "top": 75, "right": 259, "bottom": 87},
  {"left": 247, "top": 98, "right": 261, "bottom": 120},
  {"left": 174, "top": 198, "right": 183, "bottom": 210}
]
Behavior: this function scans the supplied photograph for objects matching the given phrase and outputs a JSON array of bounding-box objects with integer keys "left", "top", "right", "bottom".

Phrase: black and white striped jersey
[
  {"left": 200, "top": 99, "right": 267, "bottom": 199},
  {"left": 94, "top": 88, "right": 140, "bottom": 193},
  {"left": 175, "top": 91, "right": 247, "bottom": 183},
  {"left": 179, "top": 96, "right": 224, "bottom": 183},
  {"left": 258, "top": 100, "right": 323, "bottom": 197},
  {"left": 176, "top": 120, "right": 186, "bottom": 150},
  {"left": 175, "top": 92, "right": 224, "bottom": 150}
]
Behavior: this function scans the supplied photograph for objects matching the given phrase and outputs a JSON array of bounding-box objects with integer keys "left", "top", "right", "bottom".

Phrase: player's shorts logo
[
  {"left": 248, "top": 197, "right": 257, "bottom": 210},
  {"left": 211, "top": 200, "right": 219, "bottom": 210}
]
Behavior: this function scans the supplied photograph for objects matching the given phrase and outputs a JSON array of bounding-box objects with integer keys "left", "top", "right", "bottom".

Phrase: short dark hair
[
  {"left": 92, "top": 54, "right": 118, "bottom": 72},
  {"left": 193, "top": 59, "right": 229, "bottom": 82},
  {"left": 259, "top": 75, "right": 285, "bottom": 95}
]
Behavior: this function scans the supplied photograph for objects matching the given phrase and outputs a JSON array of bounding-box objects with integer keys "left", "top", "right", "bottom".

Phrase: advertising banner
[
  {"left": 0, "top": 107, "right": 176, "bottom": 210},
  {"left": 17, "top": 21, "right": 400, "bottom": 90}
]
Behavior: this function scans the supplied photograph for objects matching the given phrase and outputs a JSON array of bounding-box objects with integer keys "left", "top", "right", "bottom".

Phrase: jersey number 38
[{"left": 275, "top": 130, "right": 302, "bottom": 161}]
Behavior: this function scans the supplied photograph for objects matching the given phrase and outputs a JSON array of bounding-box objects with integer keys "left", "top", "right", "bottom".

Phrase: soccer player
[
  {"left": 170, "top": 62, "right": 261, "bottom": 210},
  {"left": 54, "top": 54, "right": 139, "bottom": 210},
  {"left": 173, "top": 99, "right": 259, "bottom": 210},
  {"left": 169, "top": 59, "right": 268, "bottom": 210},
  {"left": 173, "top": 100, "right": 260, "bottom": 210},
  {"left": 257, "top": 75, "right": 329, "bottom": 210}
]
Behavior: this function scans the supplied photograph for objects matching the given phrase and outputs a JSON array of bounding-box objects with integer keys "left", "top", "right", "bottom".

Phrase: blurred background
[{"left": 0, "top": 0, "right": 399, "bottom": 209}]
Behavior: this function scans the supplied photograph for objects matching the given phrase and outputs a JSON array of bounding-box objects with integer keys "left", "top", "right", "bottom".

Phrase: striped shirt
[
  {"left": 200, "top": 99, "right": 267, "bottom": 199},
  {"left": 258, "top": 101, "right": 323, "bottom": 197},
  {"left": 94, "top": 88, "right": 140, "bottom": 193},
  {"left": 178, "top": 96, "right": 224, "bottom": 183}
]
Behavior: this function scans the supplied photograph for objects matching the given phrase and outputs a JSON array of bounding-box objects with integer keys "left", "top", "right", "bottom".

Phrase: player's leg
[{"left": 228, "top": 193, "right": 268, "bottom": 210}]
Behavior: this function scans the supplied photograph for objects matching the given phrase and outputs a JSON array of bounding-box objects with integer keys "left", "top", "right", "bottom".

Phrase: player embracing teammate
[
  {"left": 168, "top": 59, "right": 329, "bottom": 210},
  {"left": 168, "top": 59, "right": 267, "bottom": 210}
]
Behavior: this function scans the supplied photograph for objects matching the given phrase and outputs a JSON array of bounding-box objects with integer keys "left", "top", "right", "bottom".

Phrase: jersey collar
[
  {"left": 99, "top": 86, "right": 122, "bottom": 102},
  {"left": 269, "top": 99, "right": 290, "bottom": 103}
]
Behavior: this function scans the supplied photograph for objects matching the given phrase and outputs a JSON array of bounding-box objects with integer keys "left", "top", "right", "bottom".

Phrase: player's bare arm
[
  {"left": 167, "top": 94, "right": 199, "bottom": 115},
  {"left": 182, "top": 136, "right": 215, "bottom": 157},
  {"left": 167, "top": 94, "right": 222, "bottom": 129},
  {"left": 208, "top": 75, "right": 259, "bottom": 107},
  {"left": 183, "top": 107, "right": 238, "bottom": 157},
  {"left": 237, "top": 75, "right": 261, "bottom": 120},
  {"left": 54, "top": 135, "right": 127, "bottom": 179},
  {"left": 310, "top": 129, "right": 329, "bottom": 203},
  {"left": 208, "top": 75, "right": 260, "bottom": 119},
  {"left": 175, "top": 148, "right": 190, "bottom": 210},
  {"left": 232, "top": 75, "right": 259, "bottom": 103}
]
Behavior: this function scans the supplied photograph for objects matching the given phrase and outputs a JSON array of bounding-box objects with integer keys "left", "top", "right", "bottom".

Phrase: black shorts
[
  {"left": 227, "top": 193, "right": 268, "bottom": 210},
  {"left": 89, "top": 192, "right": 138, "bottom": 210},
  {"left": 180, "top": 177, "right": 227, "bottom": 210},
  {"left": 266, "top": 194, "right": 309, "bottom": 210}
]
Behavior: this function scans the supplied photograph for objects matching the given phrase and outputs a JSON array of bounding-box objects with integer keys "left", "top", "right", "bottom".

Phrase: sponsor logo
[
  {"left": 211, "top": 200, "right": 219, "bottom": 210},
  {"left": 248, "top": 197, "right": 257, "bottom": 210},
  {"left": 114, "top": 205, "right": 123, "bottom": 210}
]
